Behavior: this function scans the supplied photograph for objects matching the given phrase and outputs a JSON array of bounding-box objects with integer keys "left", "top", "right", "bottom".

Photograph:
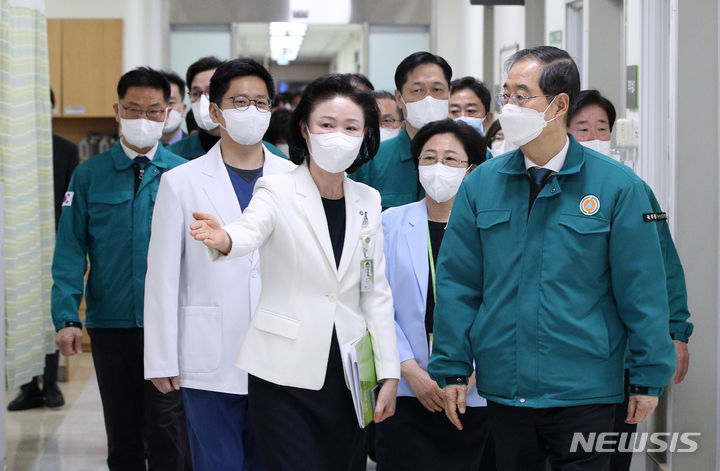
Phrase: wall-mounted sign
[{"left": 626, "top": 65, "right": 639, "bottom": 110}]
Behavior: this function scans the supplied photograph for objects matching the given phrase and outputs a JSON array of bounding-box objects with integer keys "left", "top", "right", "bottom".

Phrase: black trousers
[
  {"left": 88, "top": 328, "right": 192, "bottom": 471},
  {"left": 375, "top": 396, "right": 493, "bottom": 471},
  {"left": 487, "top": 401, "right": 615, "bottom": 471},
  {"left": 248, "top": 332, "right": 367, "bottom": 471},
  {"left": 609, "top": 370, "right": 636, "bottom": 471}
]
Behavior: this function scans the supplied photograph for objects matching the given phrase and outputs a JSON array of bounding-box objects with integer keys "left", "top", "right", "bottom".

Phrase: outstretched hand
[{"left": 190, "top": 212, "right": 231, "bottom": 253}]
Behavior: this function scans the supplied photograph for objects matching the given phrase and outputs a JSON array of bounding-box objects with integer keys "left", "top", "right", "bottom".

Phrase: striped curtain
[{"left": 0, "top": 0, "right": 56, "bottom": 389}]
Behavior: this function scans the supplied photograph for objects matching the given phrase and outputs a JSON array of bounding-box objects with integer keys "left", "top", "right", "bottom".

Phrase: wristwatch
[{"left": 65, "top": 321, "right": 82, "bottom": 329}]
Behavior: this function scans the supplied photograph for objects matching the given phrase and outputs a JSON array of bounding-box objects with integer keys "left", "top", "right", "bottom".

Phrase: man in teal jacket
[
  {"left": 428, "top": 47, "right": 675, "bottom": 471},
  {"left": 567, "top": 88, "right": 693, "bottom": 471},
  {"left": 52, "top": 67, "right": 190, "bottom": 470},
  {"left": 350, "top": 51, "right": 453, "bottom": 209}
]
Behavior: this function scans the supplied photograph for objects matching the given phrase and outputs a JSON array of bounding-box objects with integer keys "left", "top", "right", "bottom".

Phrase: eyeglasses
[
  {"left": 119, "top": 103, "right": 167, "bottom": 122},
  {"left": 418, "top": 155, "right": 469, "bottom": 168},
  {"left": 495, "top": 93, "right": 555, "bottom": 107},
  {"left": 189, "top": 87, "right": 210, "bottom": 103},
  {"left": 222, "top": 95, "right": 272, "bottom": 112},
  {"left": 381, "top": 117, "right": 401, "bottom": 127}
]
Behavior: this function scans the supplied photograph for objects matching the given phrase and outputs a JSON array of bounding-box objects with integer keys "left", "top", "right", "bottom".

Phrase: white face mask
[
  {"left": 454, "top": 116, "right": 485, "bottom": 136},
  {"left": 403, "top": 96, "right": 449, "bottom": 129},
  {"left": 163, "top": 109, "right": 183, "bottom": 134},
  {"left": 489, "top": 138, "right": 518, "bottom": 157},
  {"left": 219, "top": 106, "right": 271, "bottom": 146},
  {"left": 418, "top": 163, "right": 468, "bottom": 203},
  {"left": 498, "top": 96, "right": 558, "bottom": 147},
  {"left": 579, "top": 139, "right": 612, "bottom": 157},
  {"left": 276, "top": 143, "right": 290, "bottom": 156},
  {"left": 121, "top": 117, "right": 165, "bottom": 149},
  {"left": 379, "top": 127, "right": 401, "bottom": 142},
  {"left": 306, "top": 127, "right": 363, "bottom": 174},
  {"left": 191, "top": 94, "right": 219, "bottom": 131}
]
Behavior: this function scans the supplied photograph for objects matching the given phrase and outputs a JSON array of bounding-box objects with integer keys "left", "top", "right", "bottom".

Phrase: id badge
[{"left": 360, "top": 259, "right": 374, "bottom": 292}]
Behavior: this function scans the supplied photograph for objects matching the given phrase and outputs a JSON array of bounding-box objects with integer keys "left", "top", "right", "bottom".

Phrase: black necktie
[
  {"left": 133, "top": 156, "right": 150, "bottom": 194},
  {"left": 527, "top": 167, "right": 553, "bottom": 212}
]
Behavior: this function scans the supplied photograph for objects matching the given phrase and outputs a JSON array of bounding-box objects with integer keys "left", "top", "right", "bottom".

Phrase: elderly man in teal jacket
[
  {"left": 428, "top": 47, "right": 675, "bottom": 471},
  {"left": 51, "top": 67, "right": 190, "bottom": 471}
]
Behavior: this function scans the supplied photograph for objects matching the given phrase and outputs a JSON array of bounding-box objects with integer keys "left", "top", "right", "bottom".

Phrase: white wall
[
  {"left": 433, "top": 0, "right": 484, "bottom": 80},
  {"left": 45, "top": 0, "right": 167, "bottom": 72},
  {"left": 545, "top": 0, "right": 566, "bottom": 47},
  {"left": 169, "top": 26, "right": 232, "bottom": 83},
  {"left": 493, "top": 6, "right": 525, "bottom": 87},
  {"left": 333, "top": 30, "right": 365, "bottom": 74},
  {"left": 367, "top": 25, "right": 430, "bottom": 92}
]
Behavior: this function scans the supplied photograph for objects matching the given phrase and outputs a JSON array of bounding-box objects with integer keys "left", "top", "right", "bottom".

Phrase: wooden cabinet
[{"left": 48, "top": 19, "right": 122, "bottom": 119}]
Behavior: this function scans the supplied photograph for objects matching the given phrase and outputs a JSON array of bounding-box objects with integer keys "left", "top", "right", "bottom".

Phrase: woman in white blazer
[
  {"left": 376, "top": 119, "right": 493, "bottom": 470},
  {"left": 191, "top": 75, "right": 400, "bottom": 471}
]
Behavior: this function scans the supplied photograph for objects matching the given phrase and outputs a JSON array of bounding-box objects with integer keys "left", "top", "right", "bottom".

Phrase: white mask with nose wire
[
  {"left": 498, "top": 96, "right": 558, "bottom": 147},
  {"left": 191, "top": 94, "right": 220, "bottom": 131},
  {"left": 403, "top": 96, "right": 449, "bottom": 129},
  {"left": 418, "top": 163, "right": 468, "bottom": 203},
  {"left": 306, "top": 126, "right": 363, "bottom": 174}
]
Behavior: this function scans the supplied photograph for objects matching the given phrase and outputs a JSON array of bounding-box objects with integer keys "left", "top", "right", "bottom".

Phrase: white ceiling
[{"left": 232, "top": 22, "right": 364, "bottom": 62}]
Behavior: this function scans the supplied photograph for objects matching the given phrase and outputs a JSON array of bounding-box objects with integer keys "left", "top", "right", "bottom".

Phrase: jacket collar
[
  {"left": 404, "top": 199, "right": 430, "bottom": 299},
  {"left": 497, "top": 133, "right": 585, "bottom": 176},
  {"left": 397, "top": 127, "right": 413, "bottom": 162},
  {"left": 295, "top": 162, "right": 363, "bottom": 278},
  {"left": 111, "top": 141, "right": 174, "bottom": 171}
]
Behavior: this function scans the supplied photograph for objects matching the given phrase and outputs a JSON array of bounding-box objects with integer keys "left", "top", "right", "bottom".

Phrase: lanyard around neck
[{"left": 428, "top": 228, "right": 437, "bottom": 303}]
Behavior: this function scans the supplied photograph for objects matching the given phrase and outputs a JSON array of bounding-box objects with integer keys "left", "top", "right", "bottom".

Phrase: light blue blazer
[{"left": 382, "top": 199, "right": 485, "bottom": 407}]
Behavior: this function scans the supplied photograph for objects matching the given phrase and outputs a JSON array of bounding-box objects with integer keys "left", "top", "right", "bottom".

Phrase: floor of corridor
[
  {"left": 4, "top": 353, "right": 379, "bottom": 471},
  {"left": 6, "top": 353, "right": 107, "bottom": 470}
]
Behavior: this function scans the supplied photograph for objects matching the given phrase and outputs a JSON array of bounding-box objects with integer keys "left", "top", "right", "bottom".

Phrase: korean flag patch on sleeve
[{"left": 62, "top": 192, "right": 74, "bottom": 207}]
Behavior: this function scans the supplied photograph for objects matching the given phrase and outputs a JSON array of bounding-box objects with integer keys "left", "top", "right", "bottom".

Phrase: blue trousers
[{"left": 182, "top": 388, "right": 263, "bottom": 471}]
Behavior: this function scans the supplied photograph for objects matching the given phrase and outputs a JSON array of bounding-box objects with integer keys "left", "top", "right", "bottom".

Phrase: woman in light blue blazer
[{"left": 376, "top": 119, "right": 493, "bottom": 470}]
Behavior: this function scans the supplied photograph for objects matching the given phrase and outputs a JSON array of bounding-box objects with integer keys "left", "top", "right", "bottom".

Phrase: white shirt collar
[
  {"left": 120, "top": 138, "right": 159, "bottom": 161},
  {"left": 523, "top": 136, "right": 569, "bottom": 173}
]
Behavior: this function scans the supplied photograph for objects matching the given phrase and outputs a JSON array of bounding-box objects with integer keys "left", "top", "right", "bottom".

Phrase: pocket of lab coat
[{"left": 179, "top": 306, "right": 223, "bottom": 373}]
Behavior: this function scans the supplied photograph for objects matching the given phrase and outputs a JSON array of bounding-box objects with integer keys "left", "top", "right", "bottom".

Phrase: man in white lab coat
[{"left": 144, "top": 58, "right": 295, "bottom": 470}]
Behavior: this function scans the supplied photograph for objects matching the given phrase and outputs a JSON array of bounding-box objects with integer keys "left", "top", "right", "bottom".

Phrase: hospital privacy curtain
[{"left": 0, "top": 0, "right": 56, "bottom": 389}]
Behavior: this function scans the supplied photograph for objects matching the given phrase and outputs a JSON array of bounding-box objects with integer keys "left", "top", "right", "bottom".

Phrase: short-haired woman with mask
[
  {"left": 375, "top": 119, "right": 492, "bottom": 470},
  {"left": 190, "top": 74, "right": 400, "bottom": 471}
]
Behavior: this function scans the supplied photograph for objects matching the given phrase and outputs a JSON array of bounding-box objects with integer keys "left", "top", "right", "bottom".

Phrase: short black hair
[
  {"left": 372, "top": 90, "right": 404, "bottom": 120},
  {"left": 394, "top": 51, "right": 452, "bottom": 91},
  {"left": 288, "top": 74, "right": 380, "bottom": 174},
  {"left": 346, "top": 73, "right": 375, "bottom": 91},
  {"left": 209, "top": 58, "right": 276, "bottom": 106},
  {"left": 161, "top": 70, "right": 186, "bottom": 100},
  {"left": 410, "top": 119, "right": 487, "bottom": 168},
  {"left": 186, "top": 56, "right": 224, "bottom": 88},
  {"left": 505, "top": 46, "right": 580, "bottom": 109},
  {"left": 567, "top": 89, "right": 617, "bottom": 130},
  {"left": 263, "top": 107, "right": 292, "bottom": 145},
  {"left": 450, "top": 76, "right": 492, "bottom": 115},
  {"left": 117, "top": 66, "right": 170, "bottom": 102}
]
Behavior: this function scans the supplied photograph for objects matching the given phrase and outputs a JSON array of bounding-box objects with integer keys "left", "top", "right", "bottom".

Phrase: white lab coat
[
  {"left": 143, "top": 143, "right": 296, "bottom": 394},
  {"left": 211, "top": 162, "right": 401, "bottom": 390}
]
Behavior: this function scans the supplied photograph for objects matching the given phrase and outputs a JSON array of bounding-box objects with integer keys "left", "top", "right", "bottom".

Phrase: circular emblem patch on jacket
[{"left": 580, "top": 195, "right": 600, "bottom": 215}]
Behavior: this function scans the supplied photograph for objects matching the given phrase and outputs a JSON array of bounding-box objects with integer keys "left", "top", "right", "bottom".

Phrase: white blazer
[
  {"left": 144, "top": 143, "right": 296, "bottom": 394},
  {"left": 211, "top": 162, "right": 401, "bottom": 390}
]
